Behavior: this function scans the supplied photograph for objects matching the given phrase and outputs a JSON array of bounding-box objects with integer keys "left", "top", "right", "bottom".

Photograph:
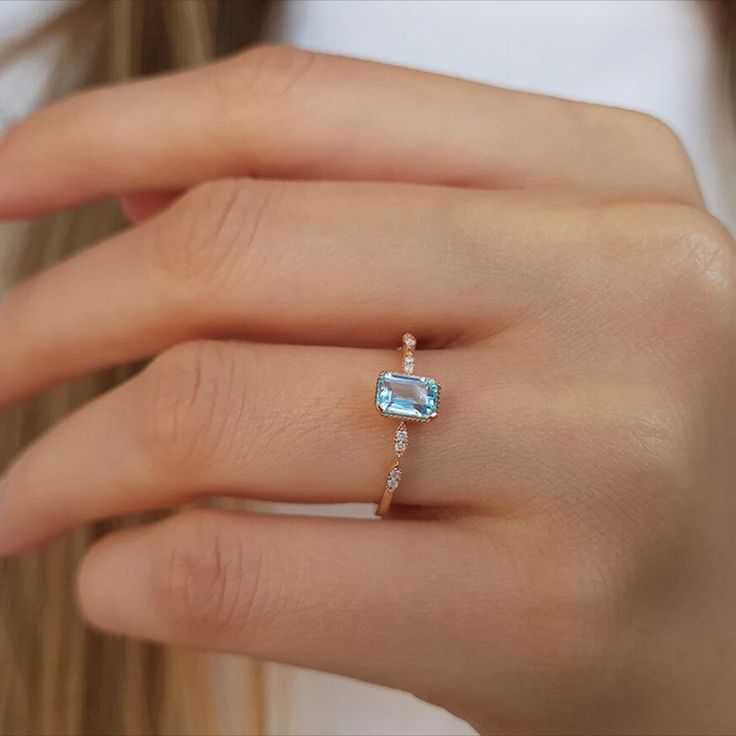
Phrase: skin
[{"left": 0, "top": 46, "right": 735, "bottom": 735}]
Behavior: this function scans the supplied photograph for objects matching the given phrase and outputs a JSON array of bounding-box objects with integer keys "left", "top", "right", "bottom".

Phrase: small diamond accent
[
  {"left": 386, "top": 465, "right": 402, "bottom": 492},
  {"left": 402, "top": 333, "right": 417, "bottom": 349},
  {"left": 394, "top": 424, "right": 409, "bottom": 455}
]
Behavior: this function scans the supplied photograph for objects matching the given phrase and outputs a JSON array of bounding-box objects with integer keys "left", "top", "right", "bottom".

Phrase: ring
[{"left": 374, "top": 333, "right": 441, "bottom": 516}]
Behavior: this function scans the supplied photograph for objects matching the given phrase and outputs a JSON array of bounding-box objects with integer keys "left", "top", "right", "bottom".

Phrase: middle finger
[{"left": 0, "top": 179, "right": 584, "bottom": 405}]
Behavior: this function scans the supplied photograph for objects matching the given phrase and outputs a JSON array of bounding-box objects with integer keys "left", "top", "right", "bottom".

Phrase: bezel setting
[{"left": 374, "top": 371, "right": 441, "bottom": 422}]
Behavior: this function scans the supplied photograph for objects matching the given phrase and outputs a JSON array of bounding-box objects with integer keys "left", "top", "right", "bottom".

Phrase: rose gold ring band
[{"left": 374, "top": 333, "right": 440, "bottom": 517}]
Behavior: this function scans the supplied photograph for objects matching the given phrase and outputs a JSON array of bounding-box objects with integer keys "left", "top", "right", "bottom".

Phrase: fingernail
[{"left": 78, "top": 526, "right": 159, "bottom": 638}]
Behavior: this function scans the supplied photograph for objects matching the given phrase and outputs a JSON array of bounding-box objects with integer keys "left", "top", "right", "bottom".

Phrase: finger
[
  {"left": 0, "top": 341, "right": 477, "bottom": 554},
  {"left": 0, "top": 180, "right": 554, "bottom": 405},
  {"left": 120, "top": 191, "right": 180, "bottom": 222},
  {"left": 0, "top": 46, "right": 701, "bottom": 219},
  {"left": 78, "top": 509, "right": 510, "bottom": 712}
]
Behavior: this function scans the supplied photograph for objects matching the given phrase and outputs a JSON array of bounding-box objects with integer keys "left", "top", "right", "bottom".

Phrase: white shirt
[
  {"left": 1, "top": 2, "right": 733, "bottom": 734},
  {"left": 272, "top": 0, "right": 736, "bottom": 236}
]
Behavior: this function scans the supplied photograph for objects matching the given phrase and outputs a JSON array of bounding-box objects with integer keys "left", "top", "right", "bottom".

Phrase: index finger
[{"left": 0, "top": 46, "right": 701, "bottom": 219}]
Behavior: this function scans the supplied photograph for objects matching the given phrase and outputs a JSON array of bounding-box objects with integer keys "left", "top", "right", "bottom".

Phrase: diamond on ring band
[{"left": 374, "top": 334, "right": 441, "bottom": 516}]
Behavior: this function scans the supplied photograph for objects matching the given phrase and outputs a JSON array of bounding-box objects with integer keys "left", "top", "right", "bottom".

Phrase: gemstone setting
[
  {"left": 386, "top": 465, "right": 402, "bottom": 491},
  {"left": 375, "top": 372, "right": 440, "bottom": 422}
]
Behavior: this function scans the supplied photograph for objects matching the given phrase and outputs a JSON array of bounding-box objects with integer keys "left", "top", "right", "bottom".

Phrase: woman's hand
[{"left": 0, "top": 47, "right": 735, "bottom": 735}]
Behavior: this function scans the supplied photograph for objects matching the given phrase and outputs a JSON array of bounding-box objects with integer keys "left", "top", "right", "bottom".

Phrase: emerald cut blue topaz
[{"left": 375, "top": 372, "right": 440, "bottom": 421}]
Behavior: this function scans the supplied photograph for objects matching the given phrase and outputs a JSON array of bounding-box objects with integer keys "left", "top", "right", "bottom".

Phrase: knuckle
[
  {"left": 208, "top": 45, "right": 320, "bottom": 142},
  {"left": 646, "top": 207, "right": 735, "bottom": 341},
  {"left": 614, "top": 109, "right": 686, "bottom": 158},
  {"left": 152, "top": 512, "right": 262, "bottom": 634},
  {"left": 220, "top": 44, "right": 320, "bottom": 103},
  {"left": 147, "top": 179, "right": 281, "bottom": 303},
  {"left": 658, "top": 207, "right": 735, "bottom": 306},
  {"left": 573, "top": 400, "right": 686, "bottom": 529},
  {"left": 136, "top": 341, "right": 238, "bottom": 473},
  {"left": 608, "top": 401, "right": 691, "bottom": 522},
  {"left": 593, "top": 203, "right": 735, "bottom": 345},
  {"left": 594, "top": 390, "right": 690, "bottom": 504},
  {"left": 145, "top": 179, "right": 237, "bottom": 295},
  {"left": 577, "top": 104, "right": 699, "bottom": 202}
]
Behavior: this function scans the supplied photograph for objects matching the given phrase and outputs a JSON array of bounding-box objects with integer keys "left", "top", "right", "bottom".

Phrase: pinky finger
[{"left": 78, "top": 510, "right": 503, "bottom": 704}]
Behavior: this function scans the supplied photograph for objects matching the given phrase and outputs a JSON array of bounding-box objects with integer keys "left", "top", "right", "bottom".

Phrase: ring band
[{"left": 374, "top": 333, "right": 441, "bottom": 516}]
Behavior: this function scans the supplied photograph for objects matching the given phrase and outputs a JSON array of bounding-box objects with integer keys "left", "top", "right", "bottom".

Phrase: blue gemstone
[{"left": 375, "top": 372, "right": 440, "bottom": 421}]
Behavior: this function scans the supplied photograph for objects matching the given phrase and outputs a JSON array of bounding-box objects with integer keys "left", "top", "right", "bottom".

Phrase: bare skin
[{"left": 0, "top": 47, "right": 734, "bottom": 735}]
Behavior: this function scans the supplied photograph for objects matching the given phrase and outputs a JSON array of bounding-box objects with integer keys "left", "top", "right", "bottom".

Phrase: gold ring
[{"left": 374, "top": 333, "right": 441, "bottom": 516}]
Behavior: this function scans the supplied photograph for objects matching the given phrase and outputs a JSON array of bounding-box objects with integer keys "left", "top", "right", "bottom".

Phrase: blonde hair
[{"left": 0, "top": 2, "right": 267, "bottom": 734}]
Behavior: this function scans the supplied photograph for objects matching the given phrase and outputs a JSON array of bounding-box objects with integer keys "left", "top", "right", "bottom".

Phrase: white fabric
[
  {"left": 272, "top": 0, "right": 736, "bottom": 235},
  {"left": 0, "top": 0, "right": 77, "bottom": 288},
  {"left": 0, "top": 0, "right": 76, "bottom": 130},
  {"left": 0, "top": 1, "right": 734, "bottom": 734}
]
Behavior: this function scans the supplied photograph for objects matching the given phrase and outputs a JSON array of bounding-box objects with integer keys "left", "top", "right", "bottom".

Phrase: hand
[{"left": 0, "top": 47, "right": 734, "bottom": 735}]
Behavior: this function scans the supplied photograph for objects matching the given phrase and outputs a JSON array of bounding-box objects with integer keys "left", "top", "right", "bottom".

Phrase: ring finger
[{"left": 0, "top": 339, "right": 485, "bottom": 553}]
